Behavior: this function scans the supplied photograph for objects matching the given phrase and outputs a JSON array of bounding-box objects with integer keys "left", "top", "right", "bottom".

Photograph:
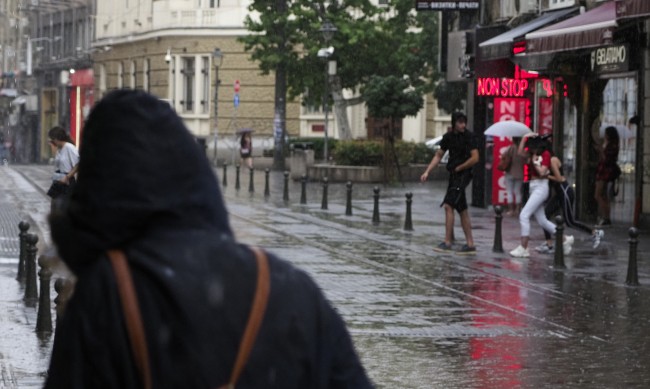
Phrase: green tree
[
  {"left": 362, "top": 74, "right": 423, "bottom": 183},
  {"left": 240, "top": 0, "right": 440, "bottom": 165}
]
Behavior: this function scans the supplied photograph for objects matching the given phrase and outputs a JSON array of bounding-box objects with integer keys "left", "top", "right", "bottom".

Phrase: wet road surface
[{"left": 1, "top": 165, "right": 650, "bottom": 388}]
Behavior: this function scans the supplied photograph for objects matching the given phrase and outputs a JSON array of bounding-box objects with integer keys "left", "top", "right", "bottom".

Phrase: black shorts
[{"left": 441, "top": 171, "right": 472, "bottom": 213}]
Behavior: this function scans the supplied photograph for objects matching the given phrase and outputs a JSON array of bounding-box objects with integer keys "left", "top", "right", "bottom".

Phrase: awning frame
[
  {"left": 525, "top": 2, "right": 618, "bottom": 55},
  {"left": 478, "top": 8, "right": 577, "bottom": 60}
]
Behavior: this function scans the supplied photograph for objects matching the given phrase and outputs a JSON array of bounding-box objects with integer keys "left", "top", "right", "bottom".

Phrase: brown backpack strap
[
  {"left": 220, "top": 247, "right": 270, "bottom": 389},
  {"left": 108, "top": 249, "right": 152, "bottom": 389},
  {"left": 109, "top": 247, "right": 270, "bottom": 389}
]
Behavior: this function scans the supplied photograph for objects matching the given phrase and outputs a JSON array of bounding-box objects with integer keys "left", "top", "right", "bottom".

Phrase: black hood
[{"left": 50, "top": 90, "right": 232, "bottom": 273}]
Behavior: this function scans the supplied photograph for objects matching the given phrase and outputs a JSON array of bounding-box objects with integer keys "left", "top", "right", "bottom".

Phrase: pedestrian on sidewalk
[
  {"left": 509, "top": 133, "right": 573, "bottom": 258},
  {"left": 420, "top": 111, "right": 479, "bottom": 255},
  {"left": 594, "top": 125, "right": 621, "bottom": 226},
  {"left": 536, "top": 151, "right": 605, "bottom": 253},
  {"left": 239, "top": 130, "right": 253, "bottom": 169},
  {"left": 45, "top": 90, "right": 373, "bottom": 389},
  {"left": 45, "top": 126, "right": 78, "bottom": 210},
  {"left": 502, "top": 137, "right": 526, "bottom": 217}
]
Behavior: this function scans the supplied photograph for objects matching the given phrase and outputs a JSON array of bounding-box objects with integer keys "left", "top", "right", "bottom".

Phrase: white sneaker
[
  {"left": 534, "top": 243, "right": 554, "bottom": 253},
  {"left": 562, "top": 235, "right": 574, "bottom": 255},
  {"left": 510, "top": 245, "right": 530, "bottom": 258},
  {"left": 592, "top": 229, "right": 605, "bottom": 249}
]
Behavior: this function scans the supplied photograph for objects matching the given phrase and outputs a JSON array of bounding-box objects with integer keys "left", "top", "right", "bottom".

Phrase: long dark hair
[
  {"left": 48, "top": 126, "right": 74, "bottom": 145},
  {"left": 604, "top": 126, "right": 620, "bottom": 149}
]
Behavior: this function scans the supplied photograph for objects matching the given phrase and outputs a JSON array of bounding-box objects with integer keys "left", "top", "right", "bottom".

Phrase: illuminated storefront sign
[{"left": 477, "top": 78, "right": 530, "bottom": 97}]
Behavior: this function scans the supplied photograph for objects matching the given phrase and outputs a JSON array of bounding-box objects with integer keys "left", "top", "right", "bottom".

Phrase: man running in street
[{"left": 420, "top": 112, "right": 479, "bottom": 255}]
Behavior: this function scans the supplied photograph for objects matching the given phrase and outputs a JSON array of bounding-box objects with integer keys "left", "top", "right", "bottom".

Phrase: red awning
[
  {"left": 616, "top": 0, "right": 650, "bottom": 19},
  {"left": 525, "top": 2, "right": 617, "bottom": 54}
]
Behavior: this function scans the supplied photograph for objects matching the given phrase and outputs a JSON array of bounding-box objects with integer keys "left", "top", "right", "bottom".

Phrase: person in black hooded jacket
[{"left": 44, "top": 90, "right": 373, "bottom": 389}]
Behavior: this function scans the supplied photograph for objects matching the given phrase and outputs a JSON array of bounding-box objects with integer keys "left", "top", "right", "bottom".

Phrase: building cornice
[{"left": 93, "top": 28, "right": 254, "bottom": 48}]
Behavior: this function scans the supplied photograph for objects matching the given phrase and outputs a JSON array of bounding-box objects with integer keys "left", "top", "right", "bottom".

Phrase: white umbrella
[{"left": 484, "top": 120, "right": 532, "bottom": 138}]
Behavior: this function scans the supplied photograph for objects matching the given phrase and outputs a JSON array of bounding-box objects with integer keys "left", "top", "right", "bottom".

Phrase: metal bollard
[
  {"left": 625, "top": 227, "right": 639, "bottom": 286},
  {"left": 283, "top": 171, "right": 290, "bottom": 202},
  {"left": 321, "top": 177, "right": 329, "bottom": 210},
  {"left": 248, "top": 168, "right": 255, "bottom": 193},
  {"left": 17, "top": 221, "right": 30, "bottom": 282},
  {"left": 345, "top": 182, "right": 353, "bottom": 216},
  {"left": 404, "top": 192, "right": 413, "bottom": 231},
  {"left": 492, "top": 205, "right": 504, "bottom": 253},
  {"left": 300, "top": 175, "right": 308, "bottom": 205},
  {"left": 54, "top": 278, "right": 74, "bottom": 325},
  {"left": 372, "top": 187, "right": 380, "bottom": 225},
  {"left": 235, "top": 164, "right": 241, "bottom": 191},
  {"left": 24, "top": 233, "right": 39, "bottom": 306},
  {"left": 264, "top": 168, "right": 270, "bottom": 198},
  {"left": 36, "top": 255, "right": 53, "bottom": 333},
  {"left": 553, "top": 215, "right": 565, "bottom": 269},
  {"left": 222, "top": 163, "right": 228, "bottom": 187}
]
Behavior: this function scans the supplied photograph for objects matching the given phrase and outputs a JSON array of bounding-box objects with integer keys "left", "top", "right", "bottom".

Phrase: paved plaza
[{"left": 1, "top": 164, "right": 649, "bottom": 388}]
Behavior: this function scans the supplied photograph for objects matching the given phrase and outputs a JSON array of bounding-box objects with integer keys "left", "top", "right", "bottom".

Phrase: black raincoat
[{"left": 45, "top": 90, "right": 373, "bottom": 389}]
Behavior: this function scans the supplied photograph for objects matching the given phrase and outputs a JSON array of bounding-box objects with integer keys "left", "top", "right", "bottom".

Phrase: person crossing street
[{"left": 420, "top": 112, "right": 479, "bottom": 255}]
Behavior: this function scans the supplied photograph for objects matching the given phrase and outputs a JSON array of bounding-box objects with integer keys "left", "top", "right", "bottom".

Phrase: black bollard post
[
  {"left": 345, "top": 181, "right": 353, "bottom": 216},
  {"left": 248, "top": 168, "right": 255, "bottom": 193},
  {"left": 54, "top": 278, "right": 74, "bottom": 325},
  {"left": 300, "top": 175, "right": 308, "bottom": 205},
  {"left": 626, "top": 227, "right": 640, "bottom": 286},
  {"left": 283, "top": 171, "right": 290, "bottom": 203},
  {"left": 222, "top": 163, "right": 228, "bottom": 187},
  {"left": 553, "top": 215, "right": 565, "bottom": 269},
  {"left": 17, "top": 221, "right": 29, "bottom": 282},
  {"left": 264, "top": 169, "right": 270, "bottom": 198},
  {"left": 235, "top": 164, "right": 241, "bottom": 191},
  {"left": 372, "top": 186, "right": 380, "bottom": 225},
  {"left": 404, "top": 192, "right": 413, "bottom": 231},
  {"left": 24, "top": 233, "right": 39, "bottom": 306},
  {"left": 36, "top": 255, "right": 53, "bottom": 333},
  {"left": 321, "top": 177, "right": 329, "bottom": 210},
  {"left": 492, "top": 205, "right": 504, "bottom": 253}
]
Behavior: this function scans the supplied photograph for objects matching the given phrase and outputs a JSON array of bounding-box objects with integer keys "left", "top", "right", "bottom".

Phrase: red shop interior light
[{"left": 513, "top": 40, "right": 526, "bottom": 55}]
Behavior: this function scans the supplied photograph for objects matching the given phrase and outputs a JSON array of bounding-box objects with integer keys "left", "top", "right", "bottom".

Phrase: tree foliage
[{"left": 239, "top": 0, "right": 440, "bottom": 110}]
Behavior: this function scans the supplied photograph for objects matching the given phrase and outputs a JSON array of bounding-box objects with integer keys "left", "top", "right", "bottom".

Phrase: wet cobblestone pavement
[{"left": 2, "top": 164, "right": 650, "bottom": 388}]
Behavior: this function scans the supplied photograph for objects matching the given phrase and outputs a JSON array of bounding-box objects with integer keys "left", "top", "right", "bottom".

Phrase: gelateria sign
[
  {"left": 590, "top": 44, "right": 629, "bottom": 74},
  {"left": 476, "top": 77, "right": 530, "bottom": 98}
]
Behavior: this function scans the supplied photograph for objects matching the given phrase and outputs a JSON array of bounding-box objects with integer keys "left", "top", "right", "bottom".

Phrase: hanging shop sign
[
  {"left": 477, "top": 77, "right": 530, "bottom": 98},
  {"left": 415, "top": 0, "right": 479, "bottom": 11},
  {"left": 590, "top": 44, "right": 629, "bottom": 74}
]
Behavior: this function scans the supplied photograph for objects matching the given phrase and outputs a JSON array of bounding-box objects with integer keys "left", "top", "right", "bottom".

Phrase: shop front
[
  {"left": 474, "top": 9, "right": 577, "bottom": 207},
  {"left": 519, "top": 0, "right": 644, "bottom": 226}
]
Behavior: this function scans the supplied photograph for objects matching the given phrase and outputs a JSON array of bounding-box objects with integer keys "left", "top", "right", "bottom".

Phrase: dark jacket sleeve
[{"left": 320, "top": 300, "right": 374, "bottom": 389}]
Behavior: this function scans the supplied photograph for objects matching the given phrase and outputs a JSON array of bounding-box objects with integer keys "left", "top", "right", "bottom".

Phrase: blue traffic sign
[{"left": 234, "top": 93, "right": 240, "bottom": 108}]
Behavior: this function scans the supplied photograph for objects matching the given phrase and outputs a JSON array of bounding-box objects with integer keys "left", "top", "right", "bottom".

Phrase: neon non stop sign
[{"left": 477, "top": 78, "right": 530, "bottom": 97}]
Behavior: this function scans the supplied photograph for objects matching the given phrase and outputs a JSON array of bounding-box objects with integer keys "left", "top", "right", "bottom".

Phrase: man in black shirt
[{"left": 420, "top": 112, "right": 479, "bottom": 254}]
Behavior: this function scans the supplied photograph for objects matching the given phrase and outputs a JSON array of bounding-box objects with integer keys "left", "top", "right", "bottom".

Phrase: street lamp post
[
  {"left": 319, "top": 20, "right": 337, "bottom": 164},
  {"left": 213, "top": 48, "right": 223, "bottom": 166}
]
